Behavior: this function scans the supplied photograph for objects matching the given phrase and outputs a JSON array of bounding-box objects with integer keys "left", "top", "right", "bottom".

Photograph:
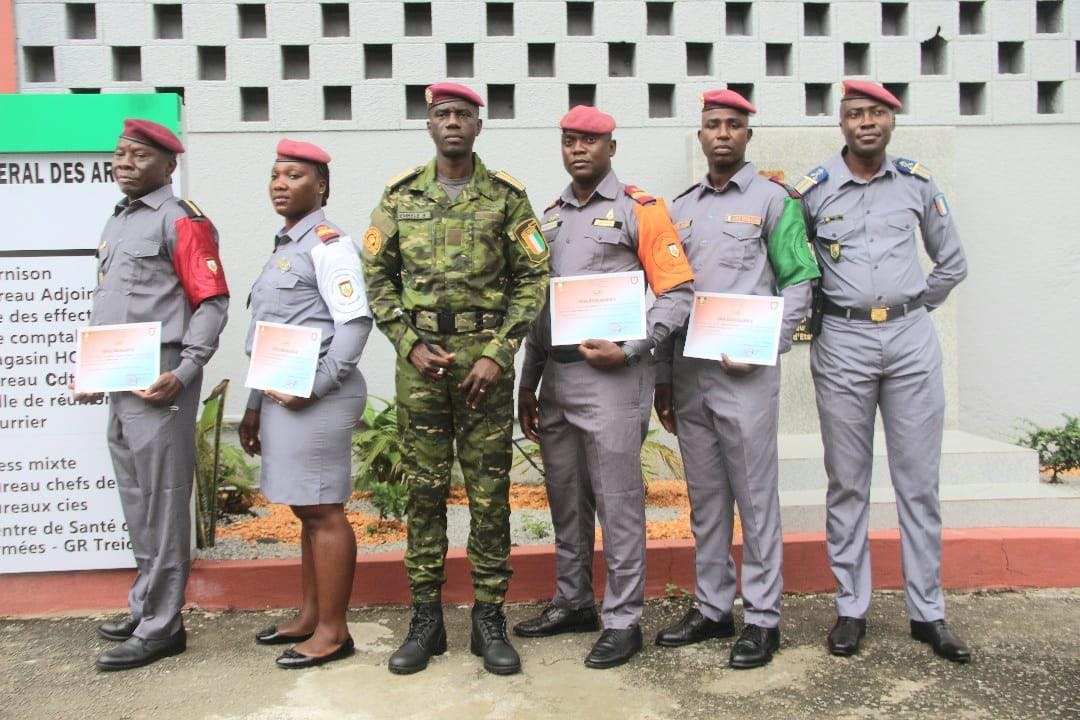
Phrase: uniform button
[
  {"left": 873, "top": 264, "right": 879, "bottom": 269},
  {"left": 865, "top": 210, "right": 870, "bottom": 215},
  {"left": 876, "top": 296, "right": 883, "bottom": 301}
]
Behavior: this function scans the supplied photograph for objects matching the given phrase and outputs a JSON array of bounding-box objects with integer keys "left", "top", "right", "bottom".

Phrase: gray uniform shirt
[
  {"left": 519, "top": 170, "right": 694, "bottom": 391},
  {"left": 245, "top": 209, "right": 372, "bottom": 410},
  {"left": 801, "top": 151, "right": 967, "bottom": 310},
  {"left": 90, "top": 184, "right": 229, "bottom": 387},
  {"left": 656, "top": 163, "right": 820, "bottom": 382}
]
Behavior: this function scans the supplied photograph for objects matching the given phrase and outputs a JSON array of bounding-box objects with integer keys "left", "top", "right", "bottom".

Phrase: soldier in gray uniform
[
  {"left": 513, "top": 105, "right": 695, "bottom": 669},
  {"left": 798, "top": 80, "right": 970, "bottom": 663},
  {"left": 653, "top": 89, "right": 820, "bottom": 668},
  {"left": 76, "top": 119, "right": 230, "bottom": 671},
  {"left": 240, "top": 139, "right": 372, "bottom": 669}
]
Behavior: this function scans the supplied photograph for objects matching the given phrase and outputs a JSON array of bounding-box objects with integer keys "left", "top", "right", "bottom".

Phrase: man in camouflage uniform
[{"left": 360, "top": 82, "right": 549, "bottom": 676}]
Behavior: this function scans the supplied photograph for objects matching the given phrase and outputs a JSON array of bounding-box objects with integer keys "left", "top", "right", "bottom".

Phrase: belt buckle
[
  {"left": 415, "top": 310, "right": 437, "bottom": 332},
  {"left": 454, "top": 313, "right": 477, "bottom": 333},
  {"left": 869, "top": 307, "right": 888, "bottom": 323}
]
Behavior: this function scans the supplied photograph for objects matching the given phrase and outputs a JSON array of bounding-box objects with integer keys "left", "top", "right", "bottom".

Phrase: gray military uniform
[
  {"left": 657, "top": 163, "right": 819, "bottom": 629},
  {"left": 245, "top": 209, "right": 372, "bottom": 506},
  {"left": 520, "top": 170, "right": 693, "bottom": 629},
  {"left": 801, "top": 151, "right": 967, "bottom": 622},
  {"left": 90, "top": 184, "right": 229, "bottom": 640}
]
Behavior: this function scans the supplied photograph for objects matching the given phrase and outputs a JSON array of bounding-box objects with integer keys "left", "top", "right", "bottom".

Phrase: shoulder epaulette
[
  {"left": 386, "top": 166, "right": 423, "bottom": 190},
  {"left": 894, "top": 158, "right": 931, "bottom": 181},
  {"left": 492, "top": 170, "right": 526, "bottom": 193},
  {"left": 624, "top": 184, "right": 656, "bottom": 205},
  {"left": 543, "top": 197, "right": 561, "bottom": 213},
  {"left": 177, "top": 199, "right": 206, "bottom": 221},
  {"left": 794, "top": 166, "right": 829, "bottom": 195},
  {"left": 674, "top": 183, "right": 698, "bottom": 201},
  {"left": 768, "top": 175, "right": 802, "bottom": 199},
  {"left": 314, "top": 224, "right": 340, "bottom": 243}
]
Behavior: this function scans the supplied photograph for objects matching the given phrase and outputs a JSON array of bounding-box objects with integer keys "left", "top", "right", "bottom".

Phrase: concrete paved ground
[{"left": 2, "top": 589, "right": 1078, "bottom": 720}]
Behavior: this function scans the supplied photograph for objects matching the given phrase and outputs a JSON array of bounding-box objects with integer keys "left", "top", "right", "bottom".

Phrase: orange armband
[{"left": 632, "top": 196, "right": 694, "bottom": 295}]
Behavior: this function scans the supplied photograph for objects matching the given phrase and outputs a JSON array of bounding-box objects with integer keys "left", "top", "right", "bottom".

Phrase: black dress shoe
[
  {"left": 513, "top": 603, "right": 600, "bottom": 638},
  {"left": 470, "top": 602, "right": 521, "bottom": 675},
  {"left": 276, "top": 636, "right": 354, "bottom": 669},
  {"left": 655, "top": 608, "right": 735, "bottom": 647},
  {"left": 95, "top": 628, "right": 186, "bottom": 671},
  {"left": 729, "top": 624, "right": 780, "bottom": 669},
  {"left": 97, "top": 615, "right": 139, "bottom": 642},
  {"left": 827, "top": 616, "right": 866, "bottom": 656},
  {"left": 584, "top": 626, "right": 643, "bottom": 669},
  {"left": 910, "top": 619, "right": 971, "bottom": 664},
  {"left": 255, "top": 625, "right": 315, "bottom": 645},
  {"left": 388, "top": 602, "right": 447, "bottom": 675}
]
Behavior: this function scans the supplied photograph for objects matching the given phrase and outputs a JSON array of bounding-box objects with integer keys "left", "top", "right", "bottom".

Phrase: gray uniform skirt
[{"left": 259, "top": 369, "right": 366, "bottom": 506}]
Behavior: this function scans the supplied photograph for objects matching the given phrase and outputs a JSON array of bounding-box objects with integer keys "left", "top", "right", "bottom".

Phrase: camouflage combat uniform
[{"left": 361, "top": 155, "right": 549, "bottom": 604}]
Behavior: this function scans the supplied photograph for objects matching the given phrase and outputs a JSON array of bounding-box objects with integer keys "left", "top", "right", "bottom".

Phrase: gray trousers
[
  {"left": 810, "top": 309, "right": 946, "bottom": 622},
  {"left": 107, "top": 357, "right": 200, "bottom": 640},
  {"left": 672, "top": 353, "right": 784, "bottom": 628},
  {"left": 538, "top": 359, "right": 652, "bottom": 629}
]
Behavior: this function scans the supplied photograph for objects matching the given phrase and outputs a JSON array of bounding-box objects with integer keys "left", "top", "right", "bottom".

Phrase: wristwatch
[{"left": 623, "top": 346, "right": 641, "bottom": 367}]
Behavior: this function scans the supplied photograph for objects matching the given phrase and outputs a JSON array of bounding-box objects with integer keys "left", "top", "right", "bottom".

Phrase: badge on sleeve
[
  {"left": 933, "top": 193, "right": 950, "bottom": 217},
  {"left": 363, "top": 226, "right": 384, "bottom": 256},
  {"left": 514, "top": 218, "right": 549, "bottom": 264},
  {"left": 205, "top": 257, "right": 219, "bottom": 274},
  {"left": 338, "top": 279, "right": 355, "bottom": 298}
]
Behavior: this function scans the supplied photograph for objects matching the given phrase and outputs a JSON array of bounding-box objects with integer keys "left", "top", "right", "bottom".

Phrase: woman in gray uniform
[{"left": 239, "top": 139, "right": 373, "bottom": 669}]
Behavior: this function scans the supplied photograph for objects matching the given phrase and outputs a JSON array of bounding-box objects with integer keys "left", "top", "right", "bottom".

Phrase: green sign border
[{"left": 0, "top": 94, "right": 181, "bottom": 153}]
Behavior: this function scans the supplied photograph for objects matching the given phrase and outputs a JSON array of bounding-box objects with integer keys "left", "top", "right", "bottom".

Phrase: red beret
[
  {"left": 840, "top": 79, "right": 902, "bottom": 110},
  {"left": 275, "top": 138, "right": 331, "bottom": 164},
  {"left": 560, "top": 105, "right": 616, "bottom": 134},
  {"left": 701, "top": 88, "right": 756, "bottom": 114},
  {"left": 120, "top": 118, "right": 184, "bottom": 154},
  {"left": 425, "top": 82, "right": 484, "bottom": 108}
]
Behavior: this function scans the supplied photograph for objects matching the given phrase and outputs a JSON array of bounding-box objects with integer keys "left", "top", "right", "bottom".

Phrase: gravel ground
[{"left": 195, "top": 500, "right": 682, "bottom": 561}]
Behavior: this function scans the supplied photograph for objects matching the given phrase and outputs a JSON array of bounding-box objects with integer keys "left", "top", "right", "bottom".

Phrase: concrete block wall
[{"left": 12, "top": 1, "right": 1079, "bottom": 128}]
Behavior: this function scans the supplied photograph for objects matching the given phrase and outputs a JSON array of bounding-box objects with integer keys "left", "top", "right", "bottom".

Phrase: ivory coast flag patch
[{"left": 515, "top": 218, "right": 549, "bottom": 264}]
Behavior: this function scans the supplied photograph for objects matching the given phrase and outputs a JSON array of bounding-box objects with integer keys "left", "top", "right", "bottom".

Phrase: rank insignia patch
[
  {"left": 363, "top": 226, "right": 384, "bottom": 256},
  {"left": 829, "top": 243, "right": 841, "bottom": 261},
  {"left": 514, "top": 218, "right": 549, "bottom": 264},
  {"left": 315, "top": 224, "right": 340, "bottom": 243},
  {"left": 795, "top": 166, "right": 829, "bottom": 195}
]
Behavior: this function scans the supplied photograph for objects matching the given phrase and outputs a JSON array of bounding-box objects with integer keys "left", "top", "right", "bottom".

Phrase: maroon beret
[
  {"left": 701, "top": 88, "right": 756, "bottom": 114},
  {"left": 560, "top": 105, "right": 616, "bottom": 134},
  {"left": 120, "top": 118, "right": 184, "bottom": 154},
  {"left": 425, "top": 82, "right": 485, "bottom": 108},
  {"left": 840, "top": 79, "right": 902, "bottom": 110},
  {"left": 275, "top": 138, "right": 331, "bottom": 164}
]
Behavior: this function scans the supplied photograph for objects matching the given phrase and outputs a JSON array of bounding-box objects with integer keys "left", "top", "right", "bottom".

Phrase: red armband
[{"left": 173, "top": 215, "right": 229, "bottom": 309}]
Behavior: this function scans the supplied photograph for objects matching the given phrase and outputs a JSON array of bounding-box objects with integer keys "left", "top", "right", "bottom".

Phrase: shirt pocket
[
  {"left": 814, "top": 221, "right": 859, "bottom": 263},
  {"left": 719, "top": 223, "right": 763, "bottom": 269},
  {"left": 121, "top": 238, "right": 166, "bottom": 289},
  {"left": 881, "top": 210, "right": 919, "bottom": 263},
  {"left": 585, "top": 226, "right": 630, "bottom": 272},
  {"left": 267, "top": 272, "right": 301, "bottom": 318}
]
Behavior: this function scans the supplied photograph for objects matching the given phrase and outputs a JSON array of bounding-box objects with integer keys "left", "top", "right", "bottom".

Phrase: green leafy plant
[
  {"left": 664, "top": 582, "right": 693, "bottom": 601},
  {"left": 194, "top": 380, "right": 228, "bottom": 548},
  {"left": 520, "top": 512, "right": 552, "bottom": 540},
  {"left": 216, "top": 444, "right": 258, "bottom": 514},
  {"left": 1018, "top": 414, "right": 1080, "bottom": 483},
  {"left": 353, "top": 397, "right": 408, "bottom": 520},
  {"left": 367, "top": 480, "right": 409, "bottom": 521}
]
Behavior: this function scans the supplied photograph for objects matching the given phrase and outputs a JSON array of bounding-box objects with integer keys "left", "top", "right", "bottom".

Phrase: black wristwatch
[{"left": 623, "top": 346, "right": 641, "bottom": 367}]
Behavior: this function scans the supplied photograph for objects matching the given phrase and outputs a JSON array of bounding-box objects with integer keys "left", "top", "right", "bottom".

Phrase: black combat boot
[
  {"left": 388, "top": 602, "right": 447, "bottom": 675},
  {"left": 470, "top": 602, "right": 521, "bottom": 675}
]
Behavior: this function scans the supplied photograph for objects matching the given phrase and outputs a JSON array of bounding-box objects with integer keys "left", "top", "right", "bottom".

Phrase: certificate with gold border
[
  {"left": 245, "top": 321, "right": 322, "bottom": 397},
  {"left": 549, "top": 270, "right": 647, "bottom": 346},
  {"left": 74, "top": 322, "right": 162, "bottom": 393},
  {"left": 683, "top": 293, "right": 785, "bottom": 366}
]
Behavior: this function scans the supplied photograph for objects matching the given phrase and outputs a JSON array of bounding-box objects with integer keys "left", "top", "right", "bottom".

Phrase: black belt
[
  {"left": 822, "top": 298, "right": 923, "bottom": 323},
  {"left": 549, "top": 347, "right": 584, "bottom": 364},
  {"left": 410, "top": 310, "right": 503, "bottom": 334}
]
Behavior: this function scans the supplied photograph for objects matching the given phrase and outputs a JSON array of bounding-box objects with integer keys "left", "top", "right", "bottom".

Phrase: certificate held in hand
[
  {"left": 549, "top": 270, "right": 647, "bottom": 346},
  {"left": 684, "top": 293, "right": 785, "bottom": 366},
  {"left": 75, "top": 322, "right": 162, "bottom": 393},
  {"left": 245, "top": 321, "right": 322, "bottom": 398}
]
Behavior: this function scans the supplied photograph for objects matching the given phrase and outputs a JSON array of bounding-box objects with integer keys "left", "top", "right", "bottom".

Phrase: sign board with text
[{"left": 0, "top": 94, "right": 181, "bottom": 573}]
